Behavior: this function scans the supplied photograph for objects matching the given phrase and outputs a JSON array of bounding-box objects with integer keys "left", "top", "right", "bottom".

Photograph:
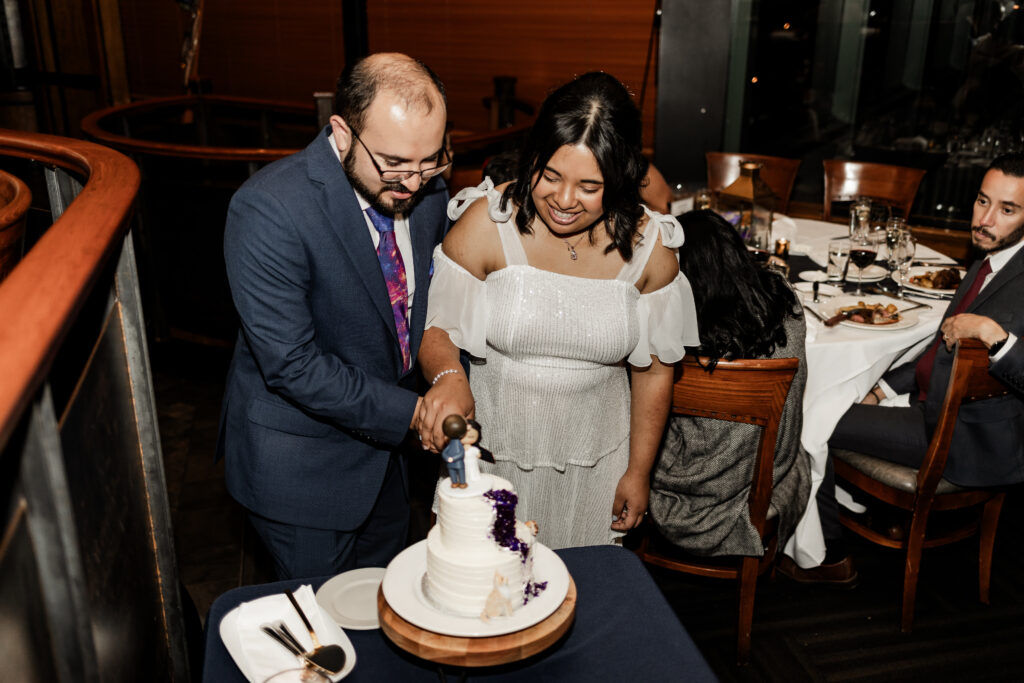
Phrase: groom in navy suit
[{"left": 218, "top": 53, "right": 450, "bottom": 579}]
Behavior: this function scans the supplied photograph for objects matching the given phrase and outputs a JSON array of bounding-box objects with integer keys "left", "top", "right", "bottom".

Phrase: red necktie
[
  {"left": 366, "top": 206, "right": 411, "bottom": 372},
  {"left": 914, "top": 259, "right": 991, "bottom": 400}
]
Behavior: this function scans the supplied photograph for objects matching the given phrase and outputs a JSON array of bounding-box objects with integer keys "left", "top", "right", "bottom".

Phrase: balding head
[{"left": 335, "top": 53, "right": 446, "bottom": 133}]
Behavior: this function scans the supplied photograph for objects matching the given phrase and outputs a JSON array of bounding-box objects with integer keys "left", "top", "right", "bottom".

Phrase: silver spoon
[{"left": 260, "top": 624, "right": 337, "bottom": 678}]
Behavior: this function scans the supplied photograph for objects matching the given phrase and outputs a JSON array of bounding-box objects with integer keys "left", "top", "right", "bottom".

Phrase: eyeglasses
[{"left": 350, "top": 128, "right": 451, "bottom": 184}]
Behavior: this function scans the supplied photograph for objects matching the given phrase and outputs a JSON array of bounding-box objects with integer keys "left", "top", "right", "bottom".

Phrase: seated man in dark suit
[{"left": 781, "top": 152, "right": 1024, "bottom": 584}]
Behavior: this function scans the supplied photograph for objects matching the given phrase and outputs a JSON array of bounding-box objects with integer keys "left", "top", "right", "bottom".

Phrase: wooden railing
[
  {"left": 82, "top": 93, "right": 533, "bottom": 161},
  {"left": 80, "top": 94, "right": 531, "bottom": 346},
  {"left": 0, "top": 167, "right": 30, "bottom": 280},
  {"left": 0, "top": 130, "right": 139, "bottom": 443},
  {"left": 0, "top": 129, "right": 189, "bottom": 682},
  {"left": 81, "top": 94, "right": 315, "bottom": 162}
]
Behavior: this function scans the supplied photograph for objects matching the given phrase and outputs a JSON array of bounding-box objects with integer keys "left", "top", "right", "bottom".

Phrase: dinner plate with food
[
  {"left": 823, "top": 296, "right": 919, "bottom": 330},
  {"left": 903, "top": 266, "right": 964, "bottom": 296}
]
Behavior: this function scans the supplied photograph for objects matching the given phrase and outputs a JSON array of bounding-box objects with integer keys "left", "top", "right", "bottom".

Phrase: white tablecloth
[{"left": 781, "top": 218, "right": 957, "bottom": 566}]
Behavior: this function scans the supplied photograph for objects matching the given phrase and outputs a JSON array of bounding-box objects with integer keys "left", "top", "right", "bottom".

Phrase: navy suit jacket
[
  {"left": 884, "top": 247, "right": 1024, "bottom": 486},
  {"left": 217, "top": 127, "right": 448, "bottom": 530}
]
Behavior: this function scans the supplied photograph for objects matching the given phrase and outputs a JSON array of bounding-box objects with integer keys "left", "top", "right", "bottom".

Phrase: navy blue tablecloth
[{"left": 202, "top": 545, "right": 717, "bottom": 682}]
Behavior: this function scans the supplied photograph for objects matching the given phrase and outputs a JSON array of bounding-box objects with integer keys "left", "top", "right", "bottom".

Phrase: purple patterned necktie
[{"left": 366, "top": 206, "right": 411, "bottom": 372}]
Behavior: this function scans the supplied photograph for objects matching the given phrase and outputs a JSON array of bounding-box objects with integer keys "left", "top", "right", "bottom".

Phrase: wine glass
[
  {"left": 827, "top": 237, "right": 850, "bottom": 282},
  {"left": 890, "top": 231, "right": 916, "bottom": 298},
  {"left": 849, "top": 231, "right": 877, "bottom": 296},
  {"left": 869, "top": 203, "right": 891, "bottom": 234},
  {"left": 884, "top": 217, "right": 906, "bottom": 257},
  {"left": 884, "top": 216, "right": 907, "bottom": 282},
  {"left": 866, "top": 204, "right": 890, "bottom": 262}
]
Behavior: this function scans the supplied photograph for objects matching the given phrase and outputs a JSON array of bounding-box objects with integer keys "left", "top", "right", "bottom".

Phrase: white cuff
[{"left": 991, "top": 332, "right": 1017, "bottom": 363}]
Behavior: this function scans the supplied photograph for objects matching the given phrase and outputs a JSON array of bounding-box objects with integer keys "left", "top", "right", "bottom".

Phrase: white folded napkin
[{"left": 233, "top": 585, "right": 340, "bottom": 683}]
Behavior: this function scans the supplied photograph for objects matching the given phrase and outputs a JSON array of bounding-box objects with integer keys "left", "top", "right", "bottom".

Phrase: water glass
[{"left": 826, "top": 238, "right": 850, "bottom": 282}]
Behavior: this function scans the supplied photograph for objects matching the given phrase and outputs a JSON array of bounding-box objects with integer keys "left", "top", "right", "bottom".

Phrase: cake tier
[
  {"left": 434, "top": 474, "right": 514, "bottom": 552},
  {"left": 424, "top": 474, "right": 537, "bottom": 618},
  {"left": 423, "top": 524, "right": 529, "bottom": 617}
]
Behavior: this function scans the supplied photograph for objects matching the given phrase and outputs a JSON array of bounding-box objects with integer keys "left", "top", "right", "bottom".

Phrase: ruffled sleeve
[
  {"left": 447, "top": 178, "right": 513, "bottom": 224},
  {"left": 424, "top": 244, "right": 488, "bottom": 358},
  {"left": 628, "top": 271, "right": 700, "bottom": 367}
]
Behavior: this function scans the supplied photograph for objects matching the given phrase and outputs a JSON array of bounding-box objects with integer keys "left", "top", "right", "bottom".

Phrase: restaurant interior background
[
  {"left": 5, "top": 0, "right": 1022, "bottom": 211},
  {"left": 2, "top": 0, "right": 1024, "bottom": 681},
  {"left": 1, "top": 0, "right": 1021, "bottom": 344}
]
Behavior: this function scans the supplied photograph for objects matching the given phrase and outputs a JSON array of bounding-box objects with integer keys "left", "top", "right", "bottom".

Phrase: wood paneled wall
[{"left": 116, "top": 1, "right": 660, "bottom": 147}]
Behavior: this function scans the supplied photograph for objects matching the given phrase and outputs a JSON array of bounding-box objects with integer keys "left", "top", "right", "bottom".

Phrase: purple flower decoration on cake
[
  {"left": 524, "top": 580, "right": 548, "bottom": 604},
  {"left": 484, "top": 489, "right": 526, "bottom": 558},
  {"left": 484, "top": 488, "right": 547, "bottom": 603}
]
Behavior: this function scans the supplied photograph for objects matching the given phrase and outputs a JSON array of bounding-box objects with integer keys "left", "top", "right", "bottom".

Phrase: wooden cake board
[{"left": 377, "top": 576, "right": 577, "bottom": 668}]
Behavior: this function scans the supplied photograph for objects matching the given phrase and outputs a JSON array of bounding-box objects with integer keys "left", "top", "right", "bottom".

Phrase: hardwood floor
[
  {"left": 652, "top": 503, "right": 1024, "bottom": 682},
  {"left": 154, "top": 340, "right": 1024, "bottom": 681}
]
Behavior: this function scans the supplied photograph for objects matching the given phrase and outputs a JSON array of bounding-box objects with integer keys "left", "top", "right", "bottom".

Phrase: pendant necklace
[{"left": 563, "top": 232, "right": 588, "bottom": 261}]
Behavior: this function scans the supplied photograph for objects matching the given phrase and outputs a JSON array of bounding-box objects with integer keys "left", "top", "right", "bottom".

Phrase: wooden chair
[
  {"left": 636, "top": 355, "right": 799, "bottom": 664},
  {"left": 822, "top": 160, "right": 926, "bottom": 222},
  {"left": 705, "top": 152, "right": 802, "bottom": 214},
  {"left": 832, "top": 339, "right": 1010, "bottom": 632}
]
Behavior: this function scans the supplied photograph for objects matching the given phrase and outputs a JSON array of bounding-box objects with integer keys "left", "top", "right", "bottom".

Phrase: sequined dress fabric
[{"left": 426, "top": 180, "right": 698, "bottom": 548}]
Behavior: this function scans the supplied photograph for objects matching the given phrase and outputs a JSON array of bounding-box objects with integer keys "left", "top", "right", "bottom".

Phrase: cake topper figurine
[{"left": 441, "top": 415, "right": 494, "bottom": 488}]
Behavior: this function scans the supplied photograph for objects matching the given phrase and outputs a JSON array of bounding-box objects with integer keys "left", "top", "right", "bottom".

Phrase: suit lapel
[
  {"left": 305, "top": 127, "right": 398, "bottom": 343},
  {"left": 968, "top": 246, "right": 1024, "bottom": 312}
]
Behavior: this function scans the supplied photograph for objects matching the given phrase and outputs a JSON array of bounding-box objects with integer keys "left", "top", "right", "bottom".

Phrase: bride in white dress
[{"left": 416, "top": 72, "right": 699, "bottom": 548}]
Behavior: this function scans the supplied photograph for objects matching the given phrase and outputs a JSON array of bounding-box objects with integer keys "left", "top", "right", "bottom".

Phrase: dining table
[
  {"left": 202, "top": 545, "right": 717, "bottom": 682},
  {"left": 772, "top": 216, "right": 960, "bottom": 567}
]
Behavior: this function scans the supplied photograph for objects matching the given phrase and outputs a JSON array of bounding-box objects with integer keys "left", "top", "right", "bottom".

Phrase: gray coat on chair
[{"left": 650, "top": 314, "right": 812, "bottom": 556}]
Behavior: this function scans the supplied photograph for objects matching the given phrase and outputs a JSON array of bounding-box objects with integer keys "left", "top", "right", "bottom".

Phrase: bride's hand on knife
[{"left": 418, "top": 374, "right": 475, "bottom": 452}]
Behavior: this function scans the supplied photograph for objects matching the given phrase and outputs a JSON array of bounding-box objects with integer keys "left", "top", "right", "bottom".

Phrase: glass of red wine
[{"left": 849, "top": 232, "right": 877, "bottom": 296}]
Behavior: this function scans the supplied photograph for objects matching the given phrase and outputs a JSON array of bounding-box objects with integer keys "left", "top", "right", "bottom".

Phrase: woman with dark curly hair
[
  {"left": 417, "top": 72, "right": 699, "bottom": 548},
  {"left": 648, "top": 209, "right": 811, "bottom": 557}
]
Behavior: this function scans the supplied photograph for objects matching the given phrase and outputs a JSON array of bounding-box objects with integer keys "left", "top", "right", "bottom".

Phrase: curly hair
[
  {"left": 499, "top": 72, "right": 646, "bottom": 261},
  {"left": 678, "top": 210, "right": 801, "bottom": 370}
]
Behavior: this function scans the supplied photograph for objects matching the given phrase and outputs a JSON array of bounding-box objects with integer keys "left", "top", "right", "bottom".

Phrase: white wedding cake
[{"left": 423, "top": 473, "right": 547, "bottom": 619}]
